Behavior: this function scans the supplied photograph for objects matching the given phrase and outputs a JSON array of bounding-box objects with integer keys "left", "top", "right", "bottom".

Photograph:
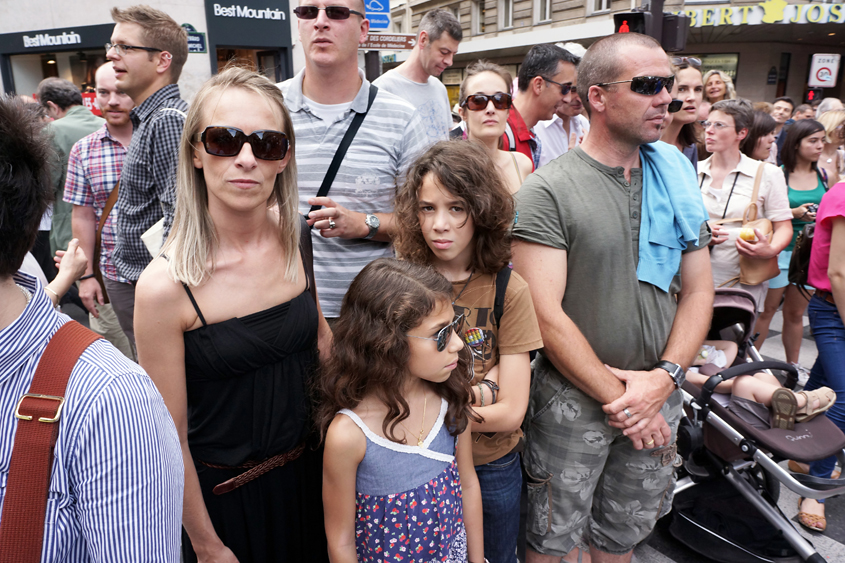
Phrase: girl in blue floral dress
[{"left": 319, "top": 258, "right": 484, "bottom": 563}]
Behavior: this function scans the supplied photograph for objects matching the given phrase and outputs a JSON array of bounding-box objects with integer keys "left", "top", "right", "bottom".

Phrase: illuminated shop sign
[
  {"left": 679, "top": 1, "right": 845, "bottom": 27},
  {"left": 23, "top": 31, "right": 81, "bottom": 48}
]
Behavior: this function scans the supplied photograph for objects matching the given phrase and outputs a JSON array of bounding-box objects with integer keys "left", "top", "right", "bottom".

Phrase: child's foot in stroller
[
  {"left": 771, "top": 388, "right": 798, "bottom": 430},
  {"left": 795, "top": 387, "right": 836, "bottom": 423},
  {"left": 798, "top": 497, "right": 826, "bottom": 532}
]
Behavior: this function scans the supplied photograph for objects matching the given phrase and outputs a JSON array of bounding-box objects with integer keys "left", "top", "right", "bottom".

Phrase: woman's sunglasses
[
  {"left": 668, "top": 99, "right": 683, "bottom": 113},
  {"left": 292, "top": 5, "right": 364, "bottom": 19},
  {"left": 596, "top": 75, "right": 675, "bottom": 96},
  {"left": 460, "top": 93, "right": 513, "bottom": 111},
  {"left": 407, "top": 314, "right": 465, "bottom": 352},
  {"left": 198, "top": 126, "right": 289, "bottom": 161}
]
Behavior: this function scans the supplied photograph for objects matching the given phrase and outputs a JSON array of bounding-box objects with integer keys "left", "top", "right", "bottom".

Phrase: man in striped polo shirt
[{"left": 282, "top": 0, "right": 428, "bottom": 320}]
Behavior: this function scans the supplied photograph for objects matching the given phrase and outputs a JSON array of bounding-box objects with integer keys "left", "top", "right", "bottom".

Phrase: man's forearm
[
  {"left": 71, "top": 206, "right": 98, "bottom": 275},
  {"left": 661, "top": 285, "right": 713, "bottom": 370}
]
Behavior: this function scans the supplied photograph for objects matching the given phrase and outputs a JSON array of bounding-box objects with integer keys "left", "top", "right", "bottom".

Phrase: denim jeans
[
  {"left": 805, "top": 294, "right": 845, "bottom": 479},
  {"left": 475, "top": 451, "right": 522, "bottom": 563}
]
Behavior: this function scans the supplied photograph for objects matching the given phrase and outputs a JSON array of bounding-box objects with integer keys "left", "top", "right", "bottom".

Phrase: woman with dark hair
[
  {"left": 698, "top": 100, "right": 793, "bottom": 309},
  {"left": 662, "top": 56, "right": 703, "bottom": 170},
  {"left": 756, "top": 119, "right": 827, "bottom": 380},
  {"left": 741, "top": 110, "right": 778, "bottom": 164}
]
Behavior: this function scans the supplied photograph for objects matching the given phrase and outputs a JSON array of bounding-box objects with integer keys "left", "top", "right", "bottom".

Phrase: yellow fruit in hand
[{"left": 739, "top": 228, "right": 757, "bottom": 241}]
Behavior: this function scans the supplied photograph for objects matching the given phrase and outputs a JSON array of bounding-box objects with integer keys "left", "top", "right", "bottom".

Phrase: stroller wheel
[{"left": 746, "top": 463, "right": 780, "bottom": 503}]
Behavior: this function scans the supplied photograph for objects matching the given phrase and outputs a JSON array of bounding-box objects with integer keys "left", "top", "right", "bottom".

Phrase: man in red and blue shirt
[{"left": 63, "top": 63, "right": 134, "bottom": 359}]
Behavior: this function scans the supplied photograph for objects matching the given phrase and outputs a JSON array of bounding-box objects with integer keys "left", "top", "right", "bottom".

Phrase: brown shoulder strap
[
  {"left": 0, "top": 321, "right": 100, "bottom": 563},
  {"left": 710, "top": 163, "right": 766, "bottom": 227},
  {"left": 92, "top": 181, "right": 119, "bottom": 304}
]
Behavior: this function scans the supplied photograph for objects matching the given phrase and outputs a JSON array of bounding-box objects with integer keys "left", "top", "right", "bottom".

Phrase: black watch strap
[{"left": 654, "top": 360, "right": 684, "bottom": 389}]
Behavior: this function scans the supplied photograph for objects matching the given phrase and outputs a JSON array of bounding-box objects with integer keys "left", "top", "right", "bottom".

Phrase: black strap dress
[{"left": 180, "top": 263, "right": 328, "bottom": 562}]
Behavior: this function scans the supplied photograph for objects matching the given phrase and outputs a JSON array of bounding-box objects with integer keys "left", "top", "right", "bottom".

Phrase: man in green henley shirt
[{"left": 513, "top": 33, "right": 714, "bottom": 563}]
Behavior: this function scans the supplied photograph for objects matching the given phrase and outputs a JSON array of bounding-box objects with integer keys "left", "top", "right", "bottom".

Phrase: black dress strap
[{"left": 183, "top": 284, "right": 208, "bottom": 327}]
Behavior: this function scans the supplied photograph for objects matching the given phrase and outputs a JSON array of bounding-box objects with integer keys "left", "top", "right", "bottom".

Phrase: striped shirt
[
  {"left": 280, "top": 69, "right": 428, "bottom": 317},
  {"left": 0, "top": 273, "right": 184, "bottom": 561},
  {"left": 112, "top": 84, "right": 188, "bottom": 281},
  {"left": 63, "top": 123, "right": 129, "bottom": 283}
]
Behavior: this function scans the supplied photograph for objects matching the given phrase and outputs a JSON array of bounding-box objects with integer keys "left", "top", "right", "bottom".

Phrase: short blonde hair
[
  {"left": 818, "top": 109, "right": 845, "bottom": 145},
  {"left": 163, "top": 66, "right": 299, "bottom": 287},
  {"left": 111, "top": 5, "right": 188, "bottom": 82}
]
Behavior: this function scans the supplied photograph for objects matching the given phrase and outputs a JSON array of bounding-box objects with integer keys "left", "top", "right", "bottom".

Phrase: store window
[
  {"left": 536, "top": 0, "right": 552, "bottom": 23},
  {"left": 11, "top": 50, "right": 106, "bottom": 98},
  {"left": 587, "top": 0, "right": 611, "bottom": 15},
  {"left": 500, "top": 0, "right": 514, "bottom": 28},
  {"left": 216, "top": 48, "right": 281, "bottom": 82},
  {"left": 683, "top": 53, "right": 739, "bottom": 84}
]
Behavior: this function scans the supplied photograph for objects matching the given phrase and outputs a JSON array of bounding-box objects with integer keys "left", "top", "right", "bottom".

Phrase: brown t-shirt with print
[{"left": 452, "top": 269, "right": 543, "bottom": 466}]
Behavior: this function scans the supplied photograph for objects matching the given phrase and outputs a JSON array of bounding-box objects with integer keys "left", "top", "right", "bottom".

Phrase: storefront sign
[
  {"left": 182, "top": 24, "right": 207, "bottom": 54},
  {"left": 212, "top": 3, "right": 285, "bottom": 20},
  {"left": 365, "top": 0, "right": 390, "bottom": 30},
  {"left": 808, "top": 54, "right": 840, "bottom": 88},
  {"left": 360, "top": 33, "right": 416, "bottom": 50},
  {"left": 679, "top": 2, "right": 845, "bottom": 27},
  {"left": 22, "top": 31, "right": 81, "bottom": 48}
]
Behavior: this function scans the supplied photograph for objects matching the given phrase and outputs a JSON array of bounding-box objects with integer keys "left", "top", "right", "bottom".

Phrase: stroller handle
[{"left": 700, "top": 360, "right": 799, "bottom": 407}]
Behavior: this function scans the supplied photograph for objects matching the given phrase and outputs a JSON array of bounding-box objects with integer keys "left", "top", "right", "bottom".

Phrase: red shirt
[
  {"left": 501, "top": 107, "right": 536, "bottom": 171},
  {"left": 809, "top": 182, "right": 845, "bottom": 292}
]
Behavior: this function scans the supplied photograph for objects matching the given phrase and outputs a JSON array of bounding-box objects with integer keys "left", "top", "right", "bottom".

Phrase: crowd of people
[{"left": 2, "top": 2, "right": 845, "bottom": 563}]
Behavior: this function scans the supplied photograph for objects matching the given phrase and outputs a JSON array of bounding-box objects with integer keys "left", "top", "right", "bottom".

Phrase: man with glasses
[
  {"left": 512, "top": 33, "right": 713, "bottom": 563},
  {"left": 280, "top": 0, "right": 427, "bottom": 323},
  {"left": 373, "top": 8, "right": 461, "bottom": 144},
  {"left": 503, "top": 44, "right": 578, "bottom": 170},
  {"left": 105, "top": 5, "right": 188, "bottom": 348}
]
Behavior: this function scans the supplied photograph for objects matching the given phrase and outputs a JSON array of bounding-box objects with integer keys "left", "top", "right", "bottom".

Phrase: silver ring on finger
[
  {"left": 328, "top": 218, "right": 336, "bottom": 229},
  {"left": 623, "top": 408, "right": 633, "bottom": 419}
]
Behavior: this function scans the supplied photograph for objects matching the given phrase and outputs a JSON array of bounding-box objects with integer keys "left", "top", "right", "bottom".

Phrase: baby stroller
[{"left": 670, "top": 287, "right": 845, "bottom": 563}]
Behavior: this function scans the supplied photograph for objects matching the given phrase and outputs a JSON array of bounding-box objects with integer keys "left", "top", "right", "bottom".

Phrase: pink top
[{"left": 808, "top": 183, "right": 845, "bottom": 292}]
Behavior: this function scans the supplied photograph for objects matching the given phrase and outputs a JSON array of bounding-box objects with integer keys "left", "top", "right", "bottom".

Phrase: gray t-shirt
[
  {"left": 513, "top": 147, "right": 711, "bottom": 373},
  {"left": 373, "top": 69, "right": 452, "bottom": 144}
]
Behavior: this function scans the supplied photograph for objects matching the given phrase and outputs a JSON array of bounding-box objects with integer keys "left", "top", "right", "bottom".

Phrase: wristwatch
[
  {"left": 654, "top": 360, "right": 685, "bottom": 389},
  {"left": 364, "top": 213, "right": 380, "bottom": 240}
]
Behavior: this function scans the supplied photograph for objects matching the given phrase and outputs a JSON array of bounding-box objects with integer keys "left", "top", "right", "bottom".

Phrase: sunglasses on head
[
  {"left": 293, "top": 5, "right": 364, "bottom": 19},
  {"left": 542, "top": 77, "right": 576, "bottom": 96},
  {"left": 596, "top": 75, "right": 675, "bottom": 96},
  {"left": 407, "top": 314, "right": 465, "bottom": 352},
  {"left": 460, "top": 93, "right": 513, "bottom": 111},
  {"left": 198, "top": 126, "right": 289, "bottom": 161},
  {"left": 670, "top": 56, "right": 702, "bottom": 69}
]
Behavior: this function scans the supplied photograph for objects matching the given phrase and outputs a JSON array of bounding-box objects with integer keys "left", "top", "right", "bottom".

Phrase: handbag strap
[
  {"left": 92, "top": 180, "right": 120, "bottom": 304},
  {"left": 307, "top": 84, "right": 378, "bottom": 220},
  {"left": 298, "top": 215, "right": 318, "bottom": 305},
  {"left": 0, "top": 321, "right": 100, "bottom": 563},
  {"left": 711, "top": 163, "right": 766, "bottom": 226}
]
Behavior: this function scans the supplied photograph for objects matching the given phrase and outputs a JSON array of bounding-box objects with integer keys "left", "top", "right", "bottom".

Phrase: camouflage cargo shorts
[{"left": 523, "top": 357, "right": 683, "bottom": 557}]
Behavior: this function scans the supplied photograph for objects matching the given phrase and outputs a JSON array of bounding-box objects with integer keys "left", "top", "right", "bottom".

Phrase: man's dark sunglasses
[
  {"left": 198, "top": 126, "right": 289, "bottom": 161},
  {"left": 596, "top": 75, "right": 675, "bottom": 96},
  {"left": 461, "top": 93, "right": 513, "bottom": 111},
  {"left": 542, "top": 77, "right": 575, "bottom": 96},
  {"left": 407, "top": 314, "right": 465, "bottom": 352},
  {"left": 293, "top": 6, "right": 364, "bottom": 19}
]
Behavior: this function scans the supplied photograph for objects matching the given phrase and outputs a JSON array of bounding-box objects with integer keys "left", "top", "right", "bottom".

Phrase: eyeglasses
[
  {"left": 668, "top": 99, "right": 683, "bottom": 113},
  {"left": 198, "top": 126, "right": 289, "bottom": 161},
  {"left": 670, "top": 56, "right": 702, "bottom": 69},
  {"left": 105, "top": 43, "right": 163, "bottom": 57},
  {"left": 293, "top": 6, "right": 364, "bottom": 19},
  {"left": 542, "top": 77, "right": 576, "bottom": 96},
  {"left": 461, "top": 93, "right": 513, "bottom": 111},
  {"left": 701, "top": 120, "right": 732, "bottom": 130},
  {"left": 407, "top": 314, "right": 465, "bottom": 352},
  {"left": 596, "top": 75, "right": 675, "bottom": 96}
]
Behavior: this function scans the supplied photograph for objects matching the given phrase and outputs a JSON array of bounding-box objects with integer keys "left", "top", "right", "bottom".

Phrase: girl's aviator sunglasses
[
  {"left": 407, "top": 314, "right": 465, "bottom": 352},
  {"left": 293, "top": 5, "right": 364, "bottom": 19},
  {"left": 460, "top": 93, "right": 513, "bottom": 111},
  {"left": 198, "top": 126, "right": 289, "bottom": 161}
]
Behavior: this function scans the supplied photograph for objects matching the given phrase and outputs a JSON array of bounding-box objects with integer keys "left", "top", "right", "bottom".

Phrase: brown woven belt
[{"left": 200, "top": 443, "right": 306, "bottom": 495}]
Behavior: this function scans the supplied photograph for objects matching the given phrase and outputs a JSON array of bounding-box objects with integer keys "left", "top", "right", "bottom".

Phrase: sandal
[
  {"left": 797, "top": 497, "right": 826, "bottom": 532},
  {"left": 796, "top": 387, "right": 837, "bottom": 423},
  {"left": 771, "top": 388, "right": 798, "bottom": 430}
]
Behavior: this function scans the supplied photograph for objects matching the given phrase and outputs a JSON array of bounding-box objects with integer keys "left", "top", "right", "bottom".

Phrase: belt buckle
[{"left": 15, "top": 393, "right": 65, "bottom": 423}]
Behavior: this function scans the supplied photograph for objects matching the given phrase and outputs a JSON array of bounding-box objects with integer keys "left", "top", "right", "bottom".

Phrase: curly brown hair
[
  {"left": 394, "top": 140, "right": 514, "bottom": 274},
  {"left": 317, "top": 258, "right": 479, "bottom": 444}
]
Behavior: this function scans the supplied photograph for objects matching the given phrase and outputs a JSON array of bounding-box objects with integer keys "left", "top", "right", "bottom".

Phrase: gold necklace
[{"left": 399, "top": 391, "right": 428, "bottom": 447}]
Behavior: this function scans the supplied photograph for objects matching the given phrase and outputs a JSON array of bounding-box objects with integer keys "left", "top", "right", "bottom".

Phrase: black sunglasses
[
  {"left": 668, "top": 99, "right": 683, "bottom": 113},
  {"left": 198, "top": 126, "right": 289, "bottom": 161},
  {"left": 407, "top": 314, "right": 465, "bottom": 352},
  {"left": 596, "top": 75, "right": 675, "bottom": 96},
  {"left": 542, "top": 76, "right": 576, "bottom": 96},
  {"left": 293, "top": 5, "right": 364, "bottom": 19},
  {"left": 461, "top": 93, "right": 513, "bottom": 111}
]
